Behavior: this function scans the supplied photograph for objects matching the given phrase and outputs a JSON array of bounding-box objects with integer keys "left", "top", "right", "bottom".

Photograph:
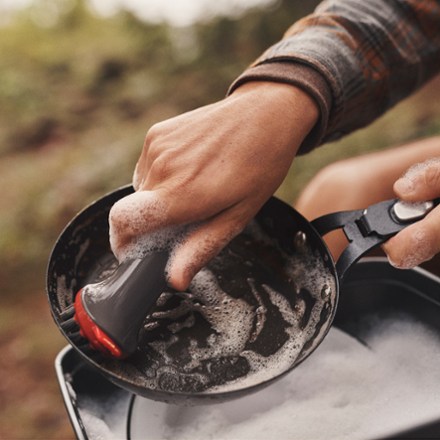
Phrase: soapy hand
[
  {"left": 383, "top": 157, "right": 440, "bottom": 268},
  {"left": 109, "top": 82, "right": 319, "bottom": 291}
]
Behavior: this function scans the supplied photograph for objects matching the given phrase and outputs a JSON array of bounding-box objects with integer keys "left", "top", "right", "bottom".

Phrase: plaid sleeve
[{"left": 229, "top": 0, "right": 440, "bottom": 153}]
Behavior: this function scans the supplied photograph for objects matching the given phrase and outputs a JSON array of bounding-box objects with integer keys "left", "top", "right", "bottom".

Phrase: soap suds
[
  {"left": 396, "top": 157, "right": 440, "bottom": 197},
  {"left": 388, "top": 225, "right": 435, "bottom": 269},
  {"left": 99, "top": 220, "right": 336, "bottom": 396},
  {"left": 129, "top": 317, "right": 440, "bottom": 440},
  {"left": 78, "top": 394, "right": 129, "bottom": 440},
  {"left": 109, "top": 191, "right": 185, "bottom": 262},
  {"left": 401, "top": 157, "right": 440, "bottom": 183}
]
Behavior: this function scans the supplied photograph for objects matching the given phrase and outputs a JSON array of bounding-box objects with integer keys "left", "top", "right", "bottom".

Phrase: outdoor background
[{"left": 0, "top": 0, "right": 439, "bottom": 438}]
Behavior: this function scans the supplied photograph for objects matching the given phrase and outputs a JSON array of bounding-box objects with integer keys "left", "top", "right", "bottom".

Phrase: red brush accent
[{"left": 74, "top": 290, "right": 125, "bottom": 359}]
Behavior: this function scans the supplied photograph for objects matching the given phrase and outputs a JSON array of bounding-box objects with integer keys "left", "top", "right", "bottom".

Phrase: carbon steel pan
[{"left": 47, "top": 185, "right": 338, "bottom": 404}]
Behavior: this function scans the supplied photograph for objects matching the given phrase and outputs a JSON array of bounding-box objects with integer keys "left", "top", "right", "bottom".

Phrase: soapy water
[
  {"left": 76, "top": 316, "right": 440, "bottom": 440},
  {"left": 108, "top": 189, "right": 180, "bottom": 262},
  {"left": 124, "top": 316, "right": 440, "bottom": 440},
  {"left": 78, "top": 394, "right": 129, "bottom": 440},
  {"left": 96, "top": 220, "right": 336, "bottom": 395}
]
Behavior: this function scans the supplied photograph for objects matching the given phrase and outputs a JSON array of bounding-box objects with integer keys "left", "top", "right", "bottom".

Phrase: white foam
[
  {"left": 388, "top": 225, "right": 434, "bottom": 269},
  {"left": 402, "top": 156, "right": 440, "bottom": 182},
  {"left": 78, "top": 395, "right": 128, "bottom": 440},
  {"left": 56, "top": 275, "right": 70, "bottom": 309},
  {"left": 130, "top": 317, "right": 440, "bottom": 440},
  {"left": 110, "top": 219, "right": 336, "bottom": 395},
  {"left": 117, "top": 225, "right": 186, "bottom": 262},
  {"left": 132, "top": 233, "right": 336, "bottom": 395},
  {"left": 109, "top": 191, "right": 188, "bottom": 263},
  {"left": 207, "top": 279, "right": 328, "bottom": 393},
  {"left": 80, "top": 410, "right": 115, "bottom": 440},
  {"left": 145, "top": 269, "right": 255, "bottom": 374}
]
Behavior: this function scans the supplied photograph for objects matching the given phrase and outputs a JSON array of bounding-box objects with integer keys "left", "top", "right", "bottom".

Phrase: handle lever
[{"left": 311, "top": 198, "right": 439, "bottom": 283}]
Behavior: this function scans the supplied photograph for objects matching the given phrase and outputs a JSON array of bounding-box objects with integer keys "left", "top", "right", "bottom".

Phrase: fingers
[
  {"left": 394, "top": 157, "right": 440, "bottom": 202},
  {"left": 166, "top": 207, "right": 248, "bottom": 291},
  {"left": 109, "top": 189, "right": 254, "bottom": 291},
  {"left": 384, "top": 157, "right": 440, "bottom": 268},
  {"left": 109, "top": 188, "right": 250, "bottom": 291},
  {"left": 383, "top": 205, "right": 440, "bottom": 268},
  {"left": 108, "top": 182, "right": 255, "bottom": 274}
]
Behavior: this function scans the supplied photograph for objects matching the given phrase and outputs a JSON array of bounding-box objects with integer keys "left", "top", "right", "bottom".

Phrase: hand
[
  {"left": 109, "top": 81, "right": 319, "bottom": 290},
  {"left": 383, "top": 157, "right": 440, "bottom": 268}
]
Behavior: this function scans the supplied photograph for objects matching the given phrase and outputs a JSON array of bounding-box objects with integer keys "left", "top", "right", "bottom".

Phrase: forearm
[{"left": 230, "top": 0, "right": 440, "bottom": 153}]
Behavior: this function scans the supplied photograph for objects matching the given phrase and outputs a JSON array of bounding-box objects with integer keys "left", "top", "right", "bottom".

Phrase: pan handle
[{"left": 311, "top": 198, "right": 440, "bottom": 283}]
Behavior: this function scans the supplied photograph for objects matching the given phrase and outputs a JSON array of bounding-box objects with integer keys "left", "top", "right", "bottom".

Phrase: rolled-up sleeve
[{"left": 229, "top": 0, "right": 440, "bottom": 153}]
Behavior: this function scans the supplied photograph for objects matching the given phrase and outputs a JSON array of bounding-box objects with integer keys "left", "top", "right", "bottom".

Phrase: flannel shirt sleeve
[{"left": 229, "top": 0, "right": 440, "bottom": 153}]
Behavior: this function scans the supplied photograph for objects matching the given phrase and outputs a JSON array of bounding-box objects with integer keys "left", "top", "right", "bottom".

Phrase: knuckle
[
  {"left": 144, "top": 122, "right": 165, "bottom": 148},
  {"left": 145, "top": 122, "right": 161, "bottom": 139},
  {"left": 143, "top": 131, "right": 154, "bottom": 149},
  {"left": 149, "top": 153, "right": 172, "bottom": 180},
  {"left": 132, "top": 162, "right": 142, "bottom": 189}
]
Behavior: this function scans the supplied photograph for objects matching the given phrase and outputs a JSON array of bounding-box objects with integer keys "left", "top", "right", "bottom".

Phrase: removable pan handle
[{"left": 311, "top": 198, "right": 440, "bottom": 282}]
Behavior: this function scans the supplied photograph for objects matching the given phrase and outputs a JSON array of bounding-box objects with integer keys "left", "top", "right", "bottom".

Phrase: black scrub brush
[{"left": 59, "top": 251, "right": 169, "bottom": 358}]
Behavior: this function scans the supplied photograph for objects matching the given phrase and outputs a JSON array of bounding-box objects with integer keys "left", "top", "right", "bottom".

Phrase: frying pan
[{"left": 46, "top": 185, "right": 438, "bottom": 404}]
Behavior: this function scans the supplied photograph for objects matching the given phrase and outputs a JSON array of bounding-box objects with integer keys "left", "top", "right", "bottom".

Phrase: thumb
[
  {"left": 382, "top": 205, "right": 440, "bottom": 269},
  {"left": 394, "top": 157, "right": 440, "bottom": 202}
]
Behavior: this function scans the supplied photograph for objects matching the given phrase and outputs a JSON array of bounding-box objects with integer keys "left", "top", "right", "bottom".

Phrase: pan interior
[{"left": 50, "top": 191, "right": 337, "bottom": 399}]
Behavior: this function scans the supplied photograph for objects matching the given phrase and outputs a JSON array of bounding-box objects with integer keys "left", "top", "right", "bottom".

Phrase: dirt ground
[{"left": 0, "top": 290, "right": 75, "bottom": 439}]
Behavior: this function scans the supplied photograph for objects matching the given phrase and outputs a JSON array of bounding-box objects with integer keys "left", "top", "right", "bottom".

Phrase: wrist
[{"left": 229, "top": 81, "right": 319, "bottom": 150}]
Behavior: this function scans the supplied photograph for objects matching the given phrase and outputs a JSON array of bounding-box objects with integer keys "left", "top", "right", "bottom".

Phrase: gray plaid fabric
[{"left": 230, "top": 0, "right": 440, "bottom": 153}]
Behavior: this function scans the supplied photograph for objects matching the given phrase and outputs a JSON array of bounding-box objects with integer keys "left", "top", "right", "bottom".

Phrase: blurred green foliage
[{"left": 0, "top": 0, "right": 438, "bottom": 296}]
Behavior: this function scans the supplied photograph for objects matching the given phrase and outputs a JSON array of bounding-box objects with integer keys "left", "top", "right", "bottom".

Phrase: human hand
[
  {"left": 109, "top": 81, "right": 318, "bottom": 290},
  {"left": 383, "top": 157, "right": 440, "bottom": 268}
]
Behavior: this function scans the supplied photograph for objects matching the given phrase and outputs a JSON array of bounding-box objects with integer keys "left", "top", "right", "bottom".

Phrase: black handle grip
[
  {"left": 80, "top": 251, "right": 170, "bottom": 355},
  {"left": 311, "top": 198, "right": 440, "bottom": 282}
]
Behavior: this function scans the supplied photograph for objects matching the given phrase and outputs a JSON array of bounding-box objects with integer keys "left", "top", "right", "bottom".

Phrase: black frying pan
[{"left": 46, "top": 185, "right": 438, "bottom": 404}]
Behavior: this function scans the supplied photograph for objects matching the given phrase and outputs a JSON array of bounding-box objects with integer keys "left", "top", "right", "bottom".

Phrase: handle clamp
[{"left": 311, "top": 198, "right": 439, "bottom": 283}]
